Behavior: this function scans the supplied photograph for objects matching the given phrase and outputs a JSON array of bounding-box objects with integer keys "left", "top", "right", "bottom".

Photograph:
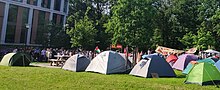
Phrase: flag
[{"left": 95, "top": 46, "right": 101, "bottom": 53}]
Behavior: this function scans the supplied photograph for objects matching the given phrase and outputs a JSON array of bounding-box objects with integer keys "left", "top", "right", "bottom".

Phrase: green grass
[{"left": 0, "top": 65, "right": 219, "bottom": 90}]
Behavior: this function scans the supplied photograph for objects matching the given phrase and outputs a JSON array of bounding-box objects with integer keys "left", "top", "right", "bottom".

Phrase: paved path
[{"left": 30, "top": 62, "right": 61, "bottom": 68}]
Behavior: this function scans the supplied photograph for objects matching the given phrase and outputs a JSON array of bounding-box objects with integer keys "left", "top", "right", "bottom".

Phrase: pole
[
  {"left": 25, "top": 24, "right": 29, "bottom": 53},
  {"left": 24, "top": 30, "right": 27, "bottom": 52},
  {"left": 132, "top": 46, "right": 137, "bottom": 67},
  {"left": 125, "top": 46, "right": 129, "bottom": 68},
  {"left": 23, "top": 54, "right": 25, "bottom": 66}
]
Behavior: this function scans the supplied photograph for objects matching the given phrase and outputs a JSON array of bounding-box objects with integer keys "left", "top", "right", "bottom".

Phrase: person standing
[
  {"left": 41, "top": 48, "right": 47, "bottom": 62},
  {"left": 46, "top": 48, "right": 52, "bottom": 61},
  {"left": 34, "top": 48, "right": 40, "bottom": 62},
  {"left": 147, "top": 49, "right": 151, "bottom": 55},
  {"left": 12, "top": 48, "right": 18, "bottom": 53}
]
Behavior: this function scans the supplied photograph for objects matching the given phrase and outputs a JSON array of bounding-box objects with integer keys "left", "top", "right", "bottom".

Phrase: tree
[
  {"left": 67, "top": 0, "right": 113, "bottom": 50},
  {"left": 32, "top": 21, "right": 71, "bottom": 48},
  {"left": 66, "top": 0, "right": 220, "bottom": 51},
  {"left": 66, "top": 7, "right": 98, "bottom": 50},
  {"left": 152, "top": 0, "right": 200, "bottom": 49},
  {"left": 180, "top": 28, "right": 216, "bottom": 50},
  {"left": 194, "top": 29, "right": 216, "bottom": 50},
  {"left": 179, "top": 31, "right": 196, "bottom": 49},
  {"left": 106, "top": 0, "right": 156, "bottom": 50},
  {"left": 47, "top": 22, "right": 71, "bottom": 48},
  {"left": 196, "top": 0, "right": 220, "bottom": 50},
  {"left": 210, "top": 10, "right": 220, "bottom": 49},
  {"left": 152, "top": 28, "right": 163, "bottom": 48}
]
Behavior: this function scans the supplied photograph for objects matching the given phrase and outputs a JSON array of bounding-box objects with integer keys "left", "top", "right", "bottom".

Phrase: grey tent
[
  {"left": 86, "top": 51, "right": 131, "bottom": 74},
  {"left": 130, "top": 54, "right": 176, "bottom": 78},
  {"left": 62, "top": 54, "right": 90, "bottom": 72},
  {"left": 0, "top": 52, "right": 32, "bottom": 66},
  {"left": 119, "top": 53, "right": 132, "bottom": 66}
]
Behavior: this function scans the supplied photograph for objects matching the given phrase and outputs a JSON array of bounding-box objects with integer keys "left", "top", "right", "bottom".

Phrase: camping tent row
[
  {"left": 63, "top": 49, "right": 220, "bottom": 74},
  {"left": 0, "top": 53, "right": 32, "bottom": 66},
  {"left": 63, "top": 51, "right": 131, "bottom": 74},
  {"left": 165, "top": 49, "right": 220, "bottom": 70},
  {"left": 63, "top": 51, "right": 177, "bottom": 78},
  {"left": 2, "top": 51, "right": 220, "bottom": 86},
  {"left": 145, "top": 53, "right": 199, "bottom": 71}
]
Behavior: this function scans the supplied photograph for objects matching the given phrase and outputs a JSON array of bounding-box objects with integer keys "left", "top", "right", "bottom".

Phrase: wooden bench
[{"left": 48, "top": 59, "right": 66, "bottom": 66}]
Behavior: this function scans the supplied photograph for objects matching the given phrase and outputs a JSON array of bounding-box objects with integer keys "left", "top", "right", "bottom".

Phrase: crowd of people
[
  {"left": 1, "top": 46, "right": 219, "bottom": 64},
  {"left": 0, "top": 47, "right": 97, "bottom": 62}
]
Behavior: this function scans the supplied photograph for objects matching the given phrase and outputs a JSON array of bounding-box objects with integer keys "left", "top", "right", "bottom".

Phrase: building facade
[{"left": 0, "top": 0, "right": 69, "bottom": 46}]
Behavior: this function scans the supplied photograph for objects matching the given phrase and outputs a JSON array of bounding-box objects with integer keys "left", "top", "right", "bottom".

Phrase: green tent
[
  {"left": 182, "top": 58, "right": 215, "bottom": 74},
  {"left": 0, "top": 53, "right": 32, "bottom": 66},
  {"left": 185, "top": 62, "right": 220, "bottom": 85}
]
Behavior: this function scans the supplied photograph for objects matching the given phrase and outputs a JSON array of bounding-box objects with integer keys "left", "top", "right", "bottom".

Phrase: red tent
[{"left": 166, "top": 54, "right": 178, "bottom": 63}]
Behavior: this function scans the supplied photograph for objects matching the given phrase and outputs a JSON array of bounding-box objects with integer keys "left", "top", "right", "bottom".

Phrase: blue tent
[
  {"left": 130, "top": 55, "right": 176, "bottom": 78},
  {"left": 215, "top": 60, "right": 220, "bottom": 71}
]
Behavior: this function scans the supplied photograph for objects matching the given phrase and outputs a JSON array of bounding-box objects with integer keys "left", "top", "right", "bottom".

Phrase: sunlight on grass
[{"left": 0, "top": 66, "right": 219, "bottom": 90}]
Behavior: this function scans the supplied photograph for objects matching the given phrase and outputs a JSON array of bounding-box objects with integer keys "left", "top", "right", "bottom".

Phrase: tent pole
[{"left": 23, "top": 55, "right": 25, "bottom": 66}]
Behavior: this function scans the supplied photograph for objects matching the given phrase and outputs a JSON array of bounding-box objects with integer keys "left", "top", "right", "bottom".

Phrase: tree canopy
[{"left": 66, "top": 0, "right": 220, "bottom": 51}]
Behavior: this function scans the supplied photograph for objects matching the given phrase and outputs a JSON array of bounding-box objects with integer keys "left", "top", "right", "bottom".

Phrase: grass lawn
[{"left": 0, "top": 65, "right": 219, "bottom": 90}]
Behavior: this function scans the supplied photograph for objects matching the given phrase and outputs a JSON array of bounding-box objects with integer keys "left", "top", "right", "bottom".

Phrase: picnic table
[{"left": 48, "top": 55, "right": 70, "bottom": 66}]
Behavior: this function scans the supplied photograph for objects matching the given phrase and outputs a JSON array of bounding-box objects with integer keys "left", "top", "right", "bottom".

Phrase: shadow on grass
[
  {"left": 28, "top": 65, "right": 39, "bottom": 67},
  {"left": 176, "top": 74, "right": 186, "bottom": 78},
  {"left": 84, "top": 71, "right": 130, "bottom": 76},
  {"left": 9, "top": 65, "right": 39, "bottom": 67}
]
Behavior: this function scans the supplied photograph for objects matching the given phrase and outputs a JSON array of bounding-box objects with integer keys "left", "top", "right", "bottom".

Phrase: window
[
  {"left": 27, "top": 0, "right": 38, "bottom": 6},
  {"left": 41, "top": 0, "right": 51, "bottom": 9},
  {"left": 52, "top": 14, "right": 64, "bottom": 25},
  {"left": 0, "top": 2, "right": 5, "bottom": 41},
  {"left": 6, "top": 5, "right": 29, "bottom": 43},
  {"left": 6, "top": 5, "right": 18, "bottom": 43},
  {"left": 54, "top": 0, "right": 61, "bottom": 11},
  {"left": 35, "top": 11, "right": 46, "bottom": 44},
  {"left": 20, "top": 7, "right": 29, "bottom": 43},
  {"left": 31, "top": 10, "right": 49, "bottom": 44},
  {"left": 12, "top": 0, "right": 23, "bottom": 2},
  {"left": 63, "top": 0, "right": 68, "bottom": 13},
  {"left": 52, "top": 13, "right": 57, "bottom": 24},
  {"left": 60, "top": 15, "right": 64, "bottom": 25}
]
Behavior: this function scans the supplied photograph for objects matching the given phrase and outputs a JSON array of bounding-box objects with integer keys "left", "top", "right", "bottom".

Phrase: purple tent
[{"left": 172, "top": 54, "right": 198, "bottom": 71}]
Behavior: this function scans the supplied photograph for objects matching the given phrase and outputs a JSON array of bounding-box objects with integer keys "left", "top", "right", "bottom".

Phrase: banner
[
  {"left": 155, "top": 46, "right": 184, "bottom": 55},
  {"left": 111, "top": 44, "right": 122, "bottom": 49},
  {"left": 185, "top": 48, "right": 197, "bottom": 54}
]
